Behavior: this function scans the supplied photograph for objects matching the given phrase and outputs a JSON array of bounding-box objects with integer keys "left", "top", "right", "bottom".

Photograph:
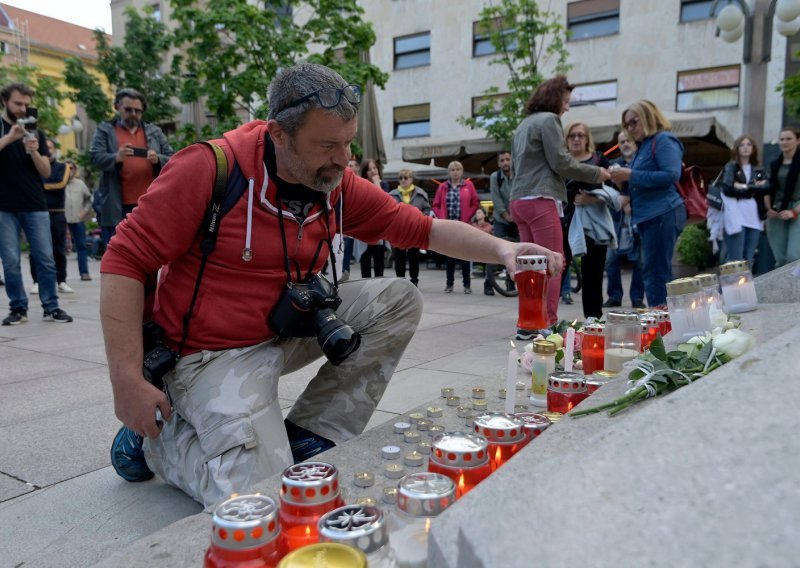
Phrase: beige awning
[{"left": 401, "top": 137, "right": 507, "bottom": 175}]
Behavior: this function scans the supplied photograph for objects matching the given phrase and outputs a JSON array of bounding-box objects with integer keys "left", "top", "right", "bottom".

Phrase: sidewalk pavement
[{"left": 0, "top": 257, "right": 633, "bottom": 567}]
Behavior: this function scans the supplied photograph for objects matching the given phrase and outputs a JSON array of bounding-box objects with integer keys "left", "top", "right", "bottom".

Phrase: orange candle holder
[
  {"left": 427, "top": 432, "right": 492, "bottom": 499},
  {"left": 547, "top": 372, "right": 588, "bottom": 414},
  {"left": 515, "top": 255, "right": 549, "bottom": 331},
  {"left": 472, "top": 412, "right": 528, "bottom": 471},
  {"left": 205, "top": 494, "right": 285, "bottom": 568},
  {"left": 580, "top": 322, "right": 605, "bottom": 375},
  {"left": 278, "top": 462, "right": 344, "bottom": 553}
]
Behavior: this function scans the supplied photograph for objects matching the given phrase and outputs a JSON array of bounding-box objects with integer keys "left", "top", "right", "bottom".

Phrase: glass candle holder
[
  {"left": 547, "top": 372, "right": 588, "bottom": 414},
  {"left": 580, "top": 322, "right": 605, "bottom": 375},
  {"left": 719, "top": 261, "right": 758, "bottom": 313},
  {"left": 388, "top": 473, "right": 455, "bottom": 568},
  {"left": 205, "top": 494, "right": 285, "bottom": 568},
  {"left": 666, "top": 278, "right": 712, "bottom": 342},
  {"left": 279, "top": 462, "right": 344, "bottom": 553},
  {"left": 515, "top": 255, "right": 549, "bottom": 331},
  {"left": 694, "top": 273, "right": 723, "bottom": 312},
  {"left": 514, "top": 412, "right": 552, "bottom": 442},
  {"left": 427, "top": 431, "right": 492, "bottom": 499},
  {"left": 318, "top": 504, "right": 396, "bottom": 568},
  {"left": 639, "top": 315, "right": 659, "bottom": 352},
  {"left": 604, "top": 311, "right": 641, "bottom": 372},
  {"left": 530, "top": 339, "right": 556, "bottom": 406},
  {"left": 586, "top": 370, "right": 618, "bottom": 395},
  {"left": 472, "top": 412, "right": 528, "bottom": 471},
  {"left": 276, "top": 543, "right": 366, "bottom": 568},
  {"left": 653, "top": 310, "right": 671, "bottom": 336}
]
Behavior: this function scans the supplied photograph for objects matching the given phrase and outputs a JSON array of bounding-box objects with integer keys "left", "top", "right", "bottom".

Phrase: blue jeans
[
  {"left": 637, "top": 206, "right": 686, "bottom": 307},
  {"left": 68, "top": 222, "right": 90, "bottom": 276},
  {"left": 342, "top": 237, "right": 354, "bottom": 272},
  {"left": 0, "top": 210, "right": 60, "bottom": 312},
  {"left": 723, "top": 227, "right": 761, "bottom": 265},
  {"left": 605, "top": 246, "right": 644, "bottom": 303}
]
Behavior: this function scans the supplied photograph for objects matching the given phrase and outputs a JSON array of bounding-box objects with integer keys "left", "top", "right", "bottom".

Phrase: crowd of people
[{"left": 1, "top": 64, "right": 798, "bottom": 509}]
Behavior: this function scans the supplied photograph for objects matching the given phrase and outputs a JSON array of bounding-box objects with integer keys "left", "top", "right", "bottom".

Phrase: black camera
[
  {"left": 269, "top": 274, "right": 361, "bottom": 366},
  {"left": 142, "top": 321, "right": 177, "bottom": 390}
]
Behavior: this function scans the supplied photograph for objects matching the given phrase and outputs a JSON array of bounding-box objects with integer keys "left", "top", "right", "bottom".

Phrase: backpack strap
[{"left": 176, "top": 141, "right": 230, "bottom": 357}]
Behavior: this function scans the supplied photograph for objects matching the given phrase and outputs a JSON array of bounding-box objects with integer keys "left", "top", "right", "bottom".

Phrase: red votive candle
[
  {"left": 515, "top": 412, "right": 552, "bottom": 442},
  {"left": 515, "top": 255, "right": 549, "bottom": 331},
  {"left": 547, "top": 372, "right": 588, "bottom": 414},
  {"left": 640, "top": 316, "right": 659, "bottom": 351},
  {"left": 428, "top": 431, "right": 492, "bottom": 499},
  {"left": 205, "top": 494, "right": 285, "bottom": 568},
  {"left": 654, "top": 310, "right": 671, "bottom": 336},
  {"left": 580, "top": 322, "right": 605, "bottom": 375},
  {"left": 278, "top": 462, "right": 344, "bottom": 552},
  {"left": 472, "top": 412, "right": 528, "bottom": 471}
]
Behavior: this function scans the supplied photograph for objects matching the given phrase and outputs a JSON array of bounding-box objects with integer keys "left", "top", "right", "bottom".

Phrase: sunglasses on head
[{"left": 279, "top": 85, "right": 361, "bottom": 114}]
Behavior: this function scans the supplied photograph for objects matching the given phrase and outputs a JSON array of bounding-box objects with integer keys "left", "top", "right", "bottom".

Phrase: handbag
[{"left": 706, "top": 170, "right": 724, "bottom": 211}]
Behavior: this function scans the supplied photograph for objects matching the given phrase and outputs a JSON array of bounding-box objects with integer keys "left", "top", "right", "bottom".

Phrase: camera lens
[{"left": 314, "top": 310, "right": 361, "bottom": 366}]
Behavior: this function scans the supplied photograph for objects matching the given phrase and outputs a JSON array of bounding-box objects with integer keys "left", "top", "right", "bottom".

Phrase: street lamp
[{"left": 712, "top": 0, "right": 800, "bottom": 62}]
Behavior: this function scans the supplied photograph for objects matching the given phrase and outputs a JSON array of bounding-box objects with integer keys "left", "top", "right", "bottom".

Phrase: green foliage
[
  {"left": 64, "top": 6, "right": 178, "bottom": 125},
  {"left": 171, "top": 0, "right": 387, "bottom": 139},
  {"left": 781, "top": 59, "right": 800, "bottom": 119},
  {"left": 676, "top": 224, "right": 712, "bottom": 268},
  {"left": 458, "top": 0, "right": 571, "bottom": 145},
  {"left": 0, "top": 58, "right": 65, "bottom": 136}
]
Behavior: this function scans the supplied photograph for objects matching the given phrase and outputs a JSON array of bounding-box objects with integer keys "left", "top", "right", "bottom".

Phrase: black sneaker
[
  {"left": 516, "top": 328, "right": 536, "bottom": 341},
  {"left": 561, "top": 294, "right": 574, "bottom": 305},
  {"left": 42, "top": 308, "right": 73, "bottom": 323},
  {"left": 2, "top": 309, "right": 27, "bottom": 326},
  {"left": 285, "top": 419, "right": 336, "bottom": 463},
  {"left": 484, "top": 284, "right": 495, "bottom": 296},
  {"left": 632, "top": 300, "right": 647, "bottom": 309},
  {"left": 602, "top": 299, "right": 622, "bottom": 308}
]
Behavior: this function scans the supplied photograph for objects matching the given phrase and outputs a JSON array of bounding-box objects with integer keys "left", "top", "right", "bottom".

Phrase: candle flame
[
  {"left": 510, "top": 340, "right": 516, "bottom": 349},
  {"left": 570, "top": 318, "right": 578, "bottom": 326},
  {"left": 738, "top": 276, "right": 746, "bottom": 286},
  {"left": 494, "top": 446, "right": 502, "bottom": 467},
  {"left": 457, "top": 474, "right": 466, "bottom": 498},
  {"left": 690, "top": 300, "right": 697, "bottom": 309},
  {"left": 567, "top": 401, "right": 574, "bottom": 412},
  {"left": 305, "top": 525, "right": 311, "bottom": 537},
  {"left": 230, "top": 492, "right": 239, "bottom": 499},
  {"left": 424, "top": 519, "right": 431, "bottom": 534}
]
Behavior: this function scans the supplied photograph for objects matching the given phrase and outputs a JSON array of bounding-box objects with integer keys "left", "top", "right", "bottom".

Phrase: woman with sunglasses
[
  {"left": 388, "top": 169, "right": 431, "bottom": 286},
  {"left": 610, "top": 100, "right": 686, "bottom": 307}
]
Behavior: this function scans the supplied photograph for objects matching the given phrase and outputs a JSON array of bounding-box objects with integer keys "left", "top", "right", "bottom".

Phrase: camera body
[
  {"left": 142, "top": 321, "right": 177, "bottom": 390},
  {"left": 131, "top": 146, "right": 149, "bottom": 158},
  {"left": 269, "top": 274, "right": 361, "bottom": 366}
]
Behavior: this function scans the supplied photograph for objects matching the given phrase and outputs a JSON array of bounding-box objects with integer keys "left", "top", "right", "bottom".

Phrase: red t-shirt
[{"left": 115, "top": 124, "right": 154, "bottom": 206}]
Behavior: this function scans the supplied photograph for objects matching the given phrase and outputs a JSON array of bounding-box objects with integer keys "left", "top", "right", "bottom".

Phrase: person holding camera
[
  {"left": 90, "top": 88, "right": 173, "bottom": 245},
  {"left": 0, "top": 83, "right": 73, "bottom": 325},
  {"left": 100, "top": 63, "right": 564, "bottom": 507}
]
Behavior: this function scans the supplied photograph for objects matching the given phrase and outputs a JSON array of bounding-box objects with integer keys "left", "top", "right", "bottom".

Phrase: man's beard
[
  {"left": 123, "top": 116, "right": 139, "bottom": 129},
  {"left": 285, "top": 137, "right": 344, "bottom": 194}
]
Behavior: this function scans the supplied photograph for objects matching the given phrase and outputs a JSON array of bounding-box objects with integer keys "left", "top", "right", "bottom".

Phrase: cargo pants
[{"left": 144, "top": 278, "right": 423, "bottom": 507}]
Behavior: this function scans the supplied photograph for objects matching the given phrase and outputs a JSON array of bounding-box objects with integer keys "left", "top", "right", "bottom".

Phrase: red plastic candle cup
[
  {"left": 653, "top": 310, "right": 671, "bottom": 336},
  {"left": 515, "top": 255, "right": 549, "bottom": 331},
  {"left": 515, "top": 412, "right": 552, "bottom": 442},
  {"left": 278, "top": 462, "right": 344, "bottom": 552},
  {"left": 547, "top": 372, "right": 589, "bottom": 414},
  {"left": 580, "top": 322, "right": 605, "bottom": 375},
  {"left": 205, "top": 494, "right": 285, "bottom": 568},
  {"left": 472, "top": 412, "right": 528, "bottom": 471},
  {"left": 428, "top": 431, "right": 492, "bottom": 499},
  {"left": 639, "top": 316, "right": 659, "bottom": 351}
]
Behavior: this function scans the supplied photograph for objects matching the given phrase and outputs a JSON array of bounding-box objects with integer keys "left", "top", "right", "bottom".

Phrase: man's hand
[
  {"left": 610, "top": 166, "right": 632, "bottom": 184},
  {"left": 116, "top": 143, "right": 134, "bottom": 163},
  {"left": 598, "top": 167, "right": 612, "bottom": 182},
  {"left": 23, "top": 136, "right": 39, "bottom": 154},
  {"left": 4, "top": 123, "right": 25, "bottom": 142},
  {"left": 112, "top": 374, "right": 172, "bottom": 439},
  {"left": 147, "top": 149, "right": 159, "bottom": 164},
  {"left": 499, "top": 240, "right": 564, "bottom": 279},
  {"left": 501, "top": 211, "right": 513, "bottom": 223}
]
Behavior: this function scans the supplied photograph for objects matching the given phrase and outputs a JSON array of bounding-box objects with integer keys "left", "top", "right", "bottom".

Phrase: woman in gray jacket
[{"left": 510, "top": 76, "right": 609, "bottom": 330}]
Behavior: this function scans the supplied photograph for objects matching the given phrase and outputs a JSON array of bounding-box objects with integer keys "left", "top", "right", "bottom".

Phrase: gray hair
[{"left": 267, "top": 62, "right": 358, "bottom": 135}]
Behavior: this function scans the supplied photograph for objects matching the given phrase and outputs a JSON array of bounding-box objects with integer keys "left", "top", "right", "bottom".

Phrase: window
[
  {"left": 676, "top": 65, "right": 740, "bottom": 111},
  {"left": 150, "top": 3, "right": 161, "bottom": 22},
  {"left": 567, "top": 0, "right": 619, "bottom": 41},
  {"left": 394, "top": 32, "right": 431, "bottom": 70},
  {"left": 570, "top": 80, "right": 617, "bottom": 108},
  {"left": 394, "top": 104, "right": 430, "bottom": 138},
  {"left": 680, "top": 0, "right": 724, "bottom": 23},
  {"left": 472, "top": 18, "right": 515, "bottom": 57},
  {"left": 471, "top": 94, "right": 509, "bottom": 125}
]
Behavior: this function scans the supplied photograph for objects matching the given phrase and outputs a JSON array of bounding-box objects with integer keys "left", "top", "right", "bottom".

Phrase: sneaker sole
[
  {"left": 42, "top": 316, "right": 73, "bottom": 323},
  {"left": 2, "top": 316, "right": 27, "bottom": 326}
]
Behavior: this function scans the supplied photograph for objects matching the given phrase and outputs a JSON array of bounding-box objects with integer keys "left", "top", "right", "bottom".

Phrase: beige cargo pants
[{"left": 144, "top": 277, "right": 423, "bottom": 507}]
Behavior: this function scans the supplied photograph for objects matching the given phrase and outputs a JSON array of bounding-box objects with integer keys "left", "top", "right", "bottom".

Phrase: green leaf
[
  {"left": 697, "top": 341, "right": 713, "bottom": 364},
  {"left": 666, "top": 350, "right": 689, "bottom": 369},
  {"left": 649, "top": 337, "right": 668, "bottom": 362}
]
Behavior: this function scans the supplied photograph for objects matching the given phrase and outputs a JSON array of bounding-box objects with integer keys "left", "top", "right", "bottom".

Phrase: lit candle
[
  {"left": 564, "top": 328, "right": 575, "bottom": 372},
  {"left": 505, "top": 341, "right": 518, "bottom": 414},
  {"left": 282, "top": 524, "right": 316, "bottom": 552},
  {"left": 391, "top": 519, "right": 430, "bottom": 568}
]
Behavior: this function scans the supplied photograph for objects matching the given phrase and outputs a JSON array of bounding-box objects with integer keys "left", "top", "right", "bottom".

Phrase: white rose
[
  {"left": 709, "top": 304, "right": 728, "bottom": 330},
  {"left": 712, "top": 328, "right": 755, "bottom": 359}
]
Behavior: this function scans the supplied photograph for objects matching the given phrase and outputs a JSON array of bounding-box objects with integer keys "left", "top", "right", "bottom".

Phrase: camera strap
[{"left": 175, "top": 141, "right": 230, "bottom": 357}]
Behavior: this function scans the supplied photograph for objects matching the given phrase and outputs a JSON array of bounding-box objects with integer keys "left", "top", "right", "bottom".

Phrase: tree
[
  {"left": 171, "top": 0, "right": 388, "bottom": 139},
  {"left": 458, "top": 0, "right": 571, "bottom": 145},
  {"left": 782, "top": 69, "right": 800, "bottom": 120},
  {"left": 64, "top": 6, "right": 179, "bottom": 125},
  {"left": 0, "top": 58, "right": 65, "bottom": 136}
]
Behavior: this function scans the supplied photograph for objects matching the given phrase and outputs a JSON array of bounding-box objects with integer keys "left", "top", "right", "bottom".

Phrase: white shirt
[{"left": 722, "top": 163, "right": 763, "bottom": 234}]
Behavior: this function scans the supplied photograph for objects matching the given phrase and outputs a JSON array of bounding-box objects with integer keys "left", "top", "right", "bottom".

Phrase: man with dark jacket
[{"left": 90, "top": 88, "right": 173, "bottom": 244}]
